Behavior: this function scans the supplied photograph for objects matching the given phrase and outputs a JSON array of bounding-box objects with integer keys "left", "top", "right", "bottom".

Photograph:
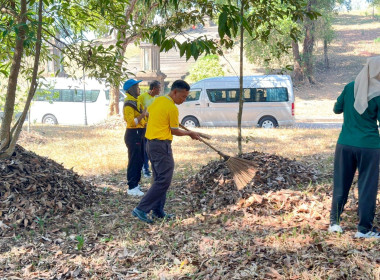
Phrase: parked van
[
  {"left": 178, "top": 75, "right": 295, "bottom": 128},
  {"left": 29, "top": 78, "right": 125, "bottom": 125}
]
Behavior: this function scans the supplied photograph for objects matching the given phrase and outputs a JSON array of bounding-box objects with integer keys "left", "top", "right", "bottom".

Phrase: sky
[{"left": 350, "top": 0, "right": 370, "bottom": 10}]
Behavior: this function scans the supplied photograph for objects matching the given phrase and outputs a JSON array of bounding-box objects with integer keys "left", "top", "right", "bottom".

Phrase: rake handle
[
  {"left": 179, "top": 124, "right": 212, "bottom": 140},
  {"left": 179, "top": 124, "right": 229, "bottom": 160}
]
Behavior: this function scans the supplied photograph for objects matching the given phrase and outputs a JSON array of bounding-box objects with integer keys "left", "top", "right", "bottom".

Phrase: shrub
[{"left": 185, "top": 55, "right": 225, "bottom": 84}]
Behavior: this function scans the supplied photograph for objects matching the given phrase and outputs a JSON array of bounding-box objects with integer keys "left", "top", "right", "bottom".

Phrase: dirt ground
[
  {"left": 294, "top": 13, "right": 380, "bottom": 120},
  {"left": 1, "top": 12, "right": 380, "bottom": 280}
]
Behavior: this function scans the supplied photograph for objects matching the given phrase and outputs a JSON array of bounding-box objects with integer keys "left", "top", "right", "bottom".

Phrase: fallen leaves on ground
[
  {"left": 182, "top": 151, "right": 323, "bottom": 213},
  {"left": 1, "top": 148, "right": 379, "bottom": 279},
  {"left": 0, "top": 145, "right": 97, "bottom": 234}
]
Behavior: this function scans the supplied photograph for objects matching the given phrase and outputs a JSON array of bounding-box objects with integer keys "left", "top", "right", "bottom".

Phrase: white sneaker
[
  {"left": 354, "top": 230, "right": 380, "bottom": 238},
  {"left": 127, "top": 186, "right": 144, "bottom": 196},
  {"left": 328, "top": 224, "right": 343, "bottom": 233}
]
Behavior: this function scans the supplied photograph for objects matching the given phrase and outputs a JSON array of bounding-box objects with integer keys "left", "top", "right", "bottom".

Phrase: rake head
[{"left": 225, "top": 157, "right": 257, "bottom": 190}]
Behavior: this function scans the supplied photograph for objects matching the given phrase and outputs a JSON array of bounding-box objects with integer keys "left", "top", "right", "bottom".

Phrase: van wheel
[
  {"left": 42, "top": 114, "right": 58, "bottom": 125},
  {"left": 182, "top": 116, "right": 199, "bottom": 128},
  {"left": 258, "top": 116, "right": 278, "bottom": 128}
]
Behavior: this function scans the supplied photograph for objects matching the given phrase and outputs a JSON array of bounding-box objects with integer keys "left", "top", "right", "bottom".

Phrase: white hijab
[{"left": 354, "top": 56, "right": 380, "bottom": 114}]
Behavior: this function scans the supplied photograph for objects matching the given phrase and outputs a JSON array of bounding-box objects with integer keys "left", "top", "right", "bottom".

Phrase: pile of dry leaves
[
  {"left": 92, "top": 115, "right": 124, "bottom": 130},
  {"left": 182, "top": 151, "right": 323, "bottom": 212},
  {"left": 0, "top": 145, "right": 97, "bottom": 235}
]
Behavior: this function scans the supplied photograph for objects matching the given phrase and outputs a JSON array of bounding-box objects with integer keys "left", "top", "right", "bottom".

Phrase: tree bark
[
  {"left": 302, "top": 0, "right": 316, "bottom": 84},
  {"left": 0, "top": 0, "right": 43, "bottom": 159},
  {"left": 108, "top": 0, "right": 138, "bottom": 116},
  {"left": 323, "top": 39, "right": 329, "bottom": 69},
  {"left": 292, "top": 40, "right": 304, "bottom": 82},
  {"left": 108, "top": 36, "right": 129, "bottom": 116},
  {"left": 237, "top": 0, "right": 244, "bottom": 155},
  {"left": 0, "top": 0, "right": 27, "bottom": 146}
]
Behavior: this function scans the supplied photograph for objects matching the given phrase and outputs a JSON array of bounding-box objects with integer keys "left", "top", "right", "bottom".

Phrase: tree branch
[{"left": 0, "top": 6, "right": 18, "bottom": 18}]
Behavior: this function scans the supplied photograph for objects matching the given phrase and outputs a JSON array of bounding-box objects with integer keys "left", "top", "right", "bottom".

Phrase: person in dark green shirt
[{"left": 328, "top": 56, "right": 380, "bottom": 238}]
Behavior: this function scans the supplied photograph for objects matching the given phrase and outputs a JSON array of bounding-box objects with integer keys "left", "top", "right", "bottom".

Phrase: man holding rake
[{"left": 132, "top": 80, "right": 200, "bottom": 223}]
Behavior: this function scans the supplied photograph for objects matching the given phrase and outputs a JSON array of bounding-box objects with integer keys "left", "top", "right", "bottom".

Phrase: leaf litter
[
  {"left": 1, "top": 146, "right": 379, "bottom": 279},
  {"left": 0, "top": 145, "right": 97, "bottom": 234}
]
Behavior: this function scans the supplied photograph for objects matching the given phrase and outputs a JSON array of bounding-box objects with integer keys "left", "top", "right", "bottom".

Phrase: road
[{"left": 293, "top": 121, "right": 343, "bottom": 129}]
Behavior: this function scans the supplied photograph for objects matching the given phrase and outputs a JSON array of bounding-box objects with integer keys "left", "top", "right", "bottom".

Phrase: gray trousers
[
  {"left": 137, "top": 139, "right": 174, "bottom": 214},
  {"left": 330, "top": 144, "right": 380, "bottom": 233}
]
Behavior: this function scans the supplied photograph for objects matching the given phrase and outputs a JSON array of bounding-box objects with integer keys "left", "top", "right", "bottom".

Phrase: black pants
[
  {"left": 143, "top": 137, "right": 150, "bottom": 172},
  {"left": 124, "top": 128, "right": 145, "bottom": 189},
  {"left": 330, "top": 144, "right": 380, "bottom": 233},
  {"left": 137, "top": 139, "right": 174, "bottom": 213}
]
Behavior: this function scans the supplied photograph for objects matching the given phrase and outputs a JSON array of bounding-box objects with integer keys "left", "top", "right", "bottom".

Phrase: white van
[
  {"left": 29, "top": 78, "right": 125, "bottom": 125},
  {"left": 178, "top": 75, "right": 295, "bottom": 128}
]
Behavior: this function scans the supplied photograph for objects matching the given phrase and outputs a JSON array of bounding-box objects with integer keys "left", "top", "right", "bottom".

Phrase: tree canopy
[{"left": 0, "top": 0, "right": 319, "bottom": 158}]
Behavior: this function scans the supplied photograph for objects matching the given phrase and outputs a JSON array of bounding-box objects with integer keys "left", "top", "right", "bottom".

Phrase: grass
[
  {"left": 3, "top": 11, "right": 380, "bottom": 279},
  {"left": 20, "top": 125, "right": 339, "bottom": 177},
  {"left": 8, "top": 125, "right": 378, "bottom": 279}
]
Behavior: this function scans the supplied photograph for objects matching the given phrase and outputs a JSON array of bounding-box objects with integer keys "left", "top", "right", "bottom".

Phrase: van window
[
  {"left": 206, "top": 90, "right": 226, "bottom": 103},
  {"left": 207, "top": 87, "right": 288, "bottom": 103},
  {"left": 207, "top": 89, "right": 241, "bottom": 103},
  {"left": 34, "top": 89, "right": 100, "bottom": 102},
  {"left": 73, "top": 90, "right": 100, "bottom": 102},
  {"left": 105, "top": 89, "right": 126, "bottom": 102},
  {"left": 185, "top": 90, "right": 201, "bottom": 102},
  {"left": 265, "top": 88, "right": 288, "bottom": 102}
]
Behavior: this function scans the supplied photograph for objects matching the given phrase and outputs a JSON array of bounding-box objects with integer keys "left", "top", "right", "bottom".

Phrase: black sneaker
[
  {"left": 132, "top": 208, "right": 153, "bottom": 224},
  {"left": 152, "top": 210, "right": 175, "bottom": 219}
]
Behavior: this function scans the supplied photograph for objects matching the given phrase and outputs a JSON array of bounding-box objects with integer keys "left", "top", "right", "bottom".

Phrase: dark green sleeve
[
  {"left": 333, "top": 87, "right": 345, "bottom": 114},
  {"left": 376, "top": 98, "right": 380, "bottom": 126}
]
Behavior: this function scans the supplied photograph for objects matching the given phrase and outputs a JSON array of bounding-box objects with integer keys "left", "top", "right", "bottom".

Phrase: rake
[{"left": 179, "top": 125, "right": 257, "bottom": 190}]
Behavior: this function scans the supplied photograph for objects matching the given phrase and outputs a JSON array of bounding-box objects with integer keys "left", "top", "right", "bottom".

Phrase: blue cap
[{"left": 123, "top": 79, "right": 142, "bottom": 91}]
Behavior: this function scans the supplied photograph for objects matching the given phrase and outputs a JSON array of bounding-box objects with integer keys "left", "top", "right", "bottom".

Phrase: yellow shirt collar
[{"left": 126, "top": 93, "right": 138, "bottom": 101}]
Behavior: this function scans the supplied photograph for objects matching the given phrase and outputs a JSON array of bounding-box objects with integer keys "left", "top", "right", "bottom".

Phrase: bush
[{"left": 185, "top": 55, "right": 225, "bottom": 84}]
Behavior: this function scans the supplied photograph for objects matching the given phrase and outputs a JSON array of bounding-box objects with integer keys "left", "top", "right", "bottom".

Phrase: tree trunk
[
  {"left": 108, "top": 41, "right": 127, "bottom": 116},
  {"left": 109, "top": 85, "right": 121, "bottom": 116},
  {"left": 0, "top": 0, "right": 27, "bottom": 146},
  {"left": 323, "top": 39, "right": 329, "bottom": 69},
  {"left": 108, "top": 0, "right": 139, "bottom": 116},
  {"left": 292, "top": 41, "right": 304, "bottom": 82},
  {"left": 303, "top": 0, "right": 316, "bottom": 84},
  {"left": 373, "top": 3, "right": 375, "bottom": 19},
  {"left": 237, "top": 0, "right": 244, "bottom": 155},
  {"left": 0, "top": 0, "right": 43, "bottom": 159}
]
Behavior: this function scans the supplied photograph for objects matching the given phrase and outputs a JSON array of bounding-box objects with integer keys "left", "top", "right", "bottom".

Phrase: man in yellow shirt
[
  {"left": 132, "top": 80, "right": 200, "bottom": 223},
  {"left": 123, "top": 79, "right": 147, "bottom": 197},
  {"left": 138, "top": 80, "right": 161, "bottom": 178}
]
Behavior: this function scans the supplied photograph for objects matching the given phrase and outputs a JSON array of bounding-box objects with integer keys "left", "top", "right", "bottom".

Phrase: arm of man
[
  {"left": 124, "top": 106, "right": 146, "bottom": 127},
  {"left": 171, "top": 128, "right": 200, "bottom": 140},
  {"left": 333, "top": 87, "right": 346, "bottom": 114}
]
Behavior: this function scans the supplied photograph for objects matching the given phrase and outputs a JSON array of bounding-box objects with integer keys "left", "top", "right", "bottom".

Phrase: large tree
[
  {"left": 207, "top": 0, "right": 319, "bottom": 154},
  {"left": 0, "top": 0, "right": 318, "bottom": 158},
  {"left": 0, "top": 0, "right": 129, "bottom": 158},
  {"left": 367, "top": 0, "right": 380, "bottom": 18},
  {"left": 245, "top": 0, "right": 334, "bottom": 84},
  {"left": 100, "top": 0, "right": 218, "bottom": 116}
]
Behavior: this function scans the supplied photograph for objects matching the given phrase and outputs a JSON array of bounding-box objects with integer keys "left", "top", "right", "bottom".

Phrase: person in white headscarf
[{"left": 328, "top": 56, "right": 380, "bottom": 238}]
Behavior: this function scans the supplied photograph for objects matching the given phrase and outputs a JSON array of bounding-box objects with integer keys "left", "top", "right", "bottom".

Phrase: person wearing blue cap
[{"left": 123, "top": 79, "right": 147, "bottom": 196}]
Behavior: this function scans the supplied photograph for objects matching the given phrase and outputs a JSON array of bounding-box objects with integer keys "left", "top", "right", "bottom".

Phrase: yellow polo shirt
[
  {"left": 123, "top": 93, "right": 146, "bottom": 129},
  {"left": 138, "top": 92, "right": 155, "bottom": 109},
  {"left": 145, "top": 95, "right": 179, "bottom": 140}
]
